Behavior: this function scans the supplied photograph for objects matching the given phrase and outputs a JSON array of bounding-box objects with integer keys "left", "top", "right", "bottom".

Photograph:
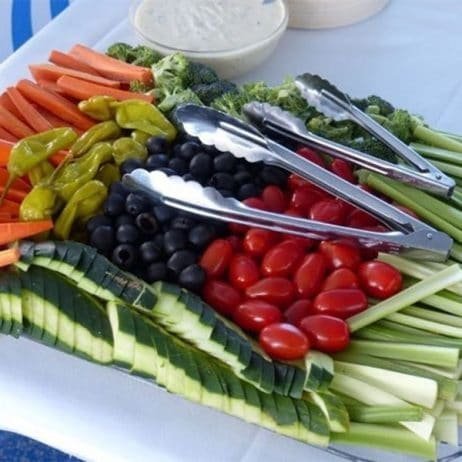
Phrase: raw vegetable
[
  {"left": 106, "top": 42, "right": 162, "bottom": 68},
  {"left": 0, "top": 105, "right": 34, "bottom": 139},
  {"left": 0, "top": 247, "right": 20, "bottom": 267},
  {"left": 48, "top": 50, "right": 101, "bottom": 74},
  {"left": 0, "top": 220, "right": 53, "bottom": 244}
]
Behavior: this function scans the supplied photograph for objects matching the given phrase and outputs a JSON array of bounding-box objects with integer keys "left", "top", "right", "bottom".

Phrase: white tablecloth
[{"left": 1, "top": 1, "right": 462, "bottom": 461}]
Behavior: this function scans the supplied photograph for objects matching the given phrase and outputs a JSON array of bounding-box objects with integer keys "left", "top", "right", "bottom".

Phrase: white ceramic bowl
[
  {"left": 130, "top": 0, "right": 289, "bottom": 79},
  {"left": 286, "top": 0, "right": 390, "bottom": 29}
]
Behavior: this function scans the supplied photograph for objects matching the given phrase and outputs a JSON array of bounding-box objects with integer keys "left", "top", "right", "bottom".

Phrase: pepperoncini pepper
[
  {"left": 112, "top": 137, "right": 148, "bottom": 165},
  {"left": 131, "top": 130, "right": 151, "bottom": 145},
  {"left": 78, "top": 96, "right": 117, "bottom": 121},
  {"left": 19, "top": 184, "right": 60, "bottom": 221},
  {"left": 54, "top": 180, "right": 107, "bottom": 240},
  {"left": 95, "top": 163, "right": 121, "bottom": 187},
  {"left": 52, "top": 142, "right": 113, "bottom": 202},
  {"left": 70, "top": 121, "right": 121, "bottom": 157},
  {"left": 112, "top": 99, "right": 177, "bottom": 141},
  {"left": 28, "top": 161, "right": 55, "bottom": 186}
]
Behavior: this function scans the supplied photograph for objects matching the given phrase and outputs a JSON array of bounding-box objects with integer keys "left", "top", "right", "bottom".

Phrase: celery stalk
[
  {"left": 430, "top": 159, "right": 462, "bottom": 179},
  {"left": 450, "top": 242, "right": 462, "bottom": 262},
  {"left": 348, "top": 264, "right": 462, "bottom": 331},
  {"left": 414, "top": 124, "right": 462, "bottom": 153},
  {"left": 387, "top": 312, "right": 462, "bottom": 338},
  {"left": 434, "top": 410, "right": 459, "bottom": 445},
  {"left": 402, "top": 305, "right": 462, "bottom": 327},
  {"left": 411, "top": 142, "right": 462, "bottom": 165},
  {"left": 421, "top": 292, "right": 462, "bottom": 316},
  {"left": 345, "top": 404, "right": 423, "bottom": 424},
  {"left": 347, "top": 340, "right": 459, "bottom": 368},
  {"left": 410, "top": 362, "right": 462, "bottom": 380},
  {"left": 330, "top": 423, "right": 436, "bottom": 460}
]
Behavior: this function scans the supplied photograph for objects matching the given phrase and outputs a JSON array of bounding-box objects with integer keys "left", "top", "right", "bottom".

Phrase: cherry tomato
[
  {"left": 296, "top": 147, "right": 326, "bottom": 168},
  {"left": 261, "top": 240, "right": 304, "bottom": 277},
  {"left": 331, "top": 159, "right": 356, "bottom": 183},
  {"left": 246, "top": 277, "right": 295, "bottom": 308},
  {"left": 284, "top": 299, "right": 314, "bottom": 327},
  {"left": 346, "top": 209, "right": 379, "bottom": 229},
  {"left": 358, "top": 261, "right": 402, "bottom": 299},
  {"left": 262, "top": 185, "right": 287, "bottom": 213},
  {"left": 243, "top": 197, "right": 268, "bottom": 210},
  {"left": 321, "top": 268, "right": 360, "bottom": 292},
  {"left": 299, "top": 315, "right": 350, "bottom": 353},
  {"left": 200, "top": 239, "right": 233, "bottom": 278},
  {"left": 319, "top": 240, "right": 362, "bottom": 271},
  {"left": 281, "top": 236, "right": 316, "bottom": 251},
  {"left": 290, "top": 186, "right": 323, "bottom": 216},
  {"left": 288, "top": 174, "right": 310, "bottom": 191},
  {"left": 313, "top": 289, "right": 368, "bottom": 319},
  {"left": 310, "top": 199, "right": 347, "bottom": 225},
  {"left": 226, "top": 235, "right": 242, "bottom": 252},
  {"left": 233, "top": 300, "right": 282, "bottom": 333},
  {"left": 203, "top": 280, "right": 242, "bottom": 317},
  {"left": 243, "top": 228, "right": 277, "bottom": 257},
  {"left": 294, "top": 253, "right": 328, "bottom": 298},
  {"left": 229, "top": 254, "right": 260, "bottom": 290},
  {"left": 259, "top": 323, "right": 310, "bottom": 360}
]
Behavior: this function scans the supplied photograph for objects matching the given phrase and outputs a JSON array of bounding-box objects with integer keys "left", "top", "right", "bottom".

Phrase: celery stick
[
  {"left": 414, "top": 124, "right": 462, "bottom": 153},
  {"left": 411, "top": 142, "right": 462, "bottom": 165},
  {"left": 434, "top": 129, "right": 462, "bottom": 144},
  {"left": 387, "top": 312, "right": 462, "bottom": 338},
  {"left": 431, "top": 400, "right": 445, "bottom": 418},
  {"left": 434, "top": 410, "right": 459, "bottom": 445},
  {"left": 421, "top": 292, "right": 462, "bottom": 316},
  {"left": 330, "top": 373, "right": 435, "bottom": 440},
  {"left": 334, "top": 361, "right": 438, "bottom": 408},
  {"left": 411, "top": 361, "right": 462, "bottom": 380},
  {"left": 430, "top": 159, "right": 462, "bottom": 179},
  {"left": 450, "top": 242, "right": 462, "bottom": 263},
  {"left": 402, "top": 305, "right": 462, "bottom": 327},
  {"left": 348, "top": 264, "right": 462, "bottom": 331},
  {"left": 331, "top": 423, "right": 436, "bottom": 460},
  {"left": 345, "top": 404, "right": 423, "bottom": 424},
  {"left": 445, "top": 401, "right": 462, "bottom": 413},
  {"left": 347, "top": 340, "right": 459, "bottom": 368}
]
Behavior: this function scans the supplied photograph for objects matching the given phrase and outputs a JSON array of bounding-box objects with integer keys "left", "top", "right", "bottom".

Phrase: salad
[{"left": 1, "top": 40, "right": 462, "bottom": 460}]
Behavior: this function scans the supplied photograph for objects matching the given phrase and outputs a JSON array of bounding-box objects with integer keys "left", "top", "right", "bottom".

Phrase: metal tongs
[
  {"left": 123, "top": 104, "right": 452, "bottom": 261},
  {"left": 283, "top": 73, "right": 455, "bottom": 198}
]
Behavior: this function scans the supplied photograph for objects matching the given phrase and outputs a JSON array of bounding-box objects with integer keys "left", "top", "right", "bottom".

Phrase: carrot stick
[
  {"left": 0, "top": 187, "right": 28, "bottom": 203},
  {"left": 57, "top": 75, "right": 153, "bottom": 103},
  {"left": 69, "top": 44, "right": 153, "bottom": 85},
  {"left": 0, "top": 214, "right": 18, "bottom": 222},
  {"left": 34, "top": 78, "right": 68, "bottom": 95},
  {"left": 0, "top": 105, "right": 35, "bottom": 139},
  {"left": 0, "top": 140, "right": 12, "bottom": 166},
  {"left": 16, "top": 79, "right": 95, "bottom": 131},
  {"left": 6, "top": 87, "right": 53, "bottom": 133},
  {"left": 0, "top": 220, "right": 53, "bottom": 245},
  {"left": 0, "top": 92, "right": 27, "bottom": 123},
  {"left": 49, "top": 151, "right": 69, "bottom": 167},
  {"left": 34, "top": 106, "right": 71, "bottom": 128},
  {"left": 30, "top": 64, "right": 121, "bottom": 88},
  {"left": 0, "top": 200, "right": 20, "bottom": 215},
  {"left": 0, "top": 247, "right": 20, "bottom": 266},
  {"left": 49, "top": 50, "right": 102, "bottom": 75},
  {"left": 0, "top": 128, "right": 17, "bottom": 142},
  {"left": 0, "top": 169, "right": 31, "bottom": 192}
]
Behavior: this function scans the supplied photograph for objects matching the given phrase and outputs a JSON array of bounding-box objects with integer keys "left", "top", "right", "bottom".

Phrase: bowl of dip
[{"left": 130, "top": 0, "right": 289, "bottom": 79}]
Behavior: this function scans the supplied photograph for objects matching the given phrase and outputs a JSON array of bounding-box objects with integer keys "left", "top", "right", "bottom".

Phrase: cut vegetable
[
  {"left": 0, "top": 220, "right": 53, "bottom": 245},
  {"left": 49, "top": 50, "right": 102, "bottom": 75},
  {"left": 0, "top": 248, "right": 20, "bottom": 268},
  {"left": 0, "top": 105, "right": 35, "bottom": 139}
]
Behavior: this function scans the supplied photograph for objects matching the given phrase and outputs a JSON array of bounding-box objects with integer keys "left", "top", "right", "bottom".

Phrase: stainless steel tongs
[
  {"left": 123, "top": 104, "right": 452, "bottom": 261},
  {"left": 288, "top": 73, "right": 455, "bottom": 198}
]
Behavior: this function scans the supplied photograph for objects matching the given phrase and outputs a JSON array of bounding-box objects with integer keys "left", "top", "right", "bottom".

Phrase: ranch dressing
[{"left": 134, "top": 0, "right": 286, "bottom": 52}]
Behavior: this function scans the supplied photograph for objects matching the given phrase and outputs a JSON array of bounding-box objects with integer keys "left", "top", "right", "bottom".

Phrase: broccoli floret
[
  {"left": 129, "top": 80, "right": 154, "bottom": 93},
  {"left": 185, "top": 62, "right": 219, "bottom": 87},
  {"left": 348, "top": 137, "right": 397, "bottom": 163},
  {"left": 151, "top": 53, "right": 190, "bottom": 93},
  {"left": 193, "top": 81, "right": 237, "bottom": 105},
  {"left": 382, "top": 109, "right": 414, "bottom": 144},
  {"left": 129, "top": 45, "right": 162, "bottom": 67},
  {"left": 353, "top": 94, "right": 395, "bottom": 116},
  {"left": 211, "top": 90, "right": 250, "bottom": 118},
  {"left": 158, "top": 88, "right": 203, "bottom": 113},
  {"left": 307, "top": 116, "right": 355, "bottom": 144},
  {"left": 106, "top": 42, "right": 133, "bottom": 62}
]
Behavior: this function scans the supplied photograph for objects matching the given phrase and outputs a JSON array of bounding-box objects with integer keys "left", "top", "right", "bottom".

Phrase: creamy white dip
[{"left": 134, "top": 0, "right": 286, "bottom": 52}]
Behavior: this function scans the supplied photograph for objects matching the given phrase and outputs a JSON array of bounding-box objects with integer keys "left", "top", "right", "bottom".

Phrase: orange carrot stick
[
  {"left": 69, "top": 44, "right": 153, "bottom": 85},
  {"left": 0, "top": 220, "right": 53, "bottom": 245},
  {"left": 0, "top": 105, "right": 35, "bottom": 139},
  {"left": 56, "top": 75, "right": 153, "bottom": 103},
  {"left": 49, "top": 151, "right": 69, "bottom": 167},
  {"left": 0, "top": 169, "right": 31, "bottom": 193},
  {"left": 0, "top": 128, "right": 17, "bottom": 142},
  {"left": 34, "top": 106, "right": 72, "bottom": 128},
  {"left": 30, "top": 64, "right": 121, "bottom": 88},
  {"left": 6, "top": 87, "right": 53, "bottom": 133},
  {"left": 0, "top": 187, "right": 28, "bottom": 203},
  {"left": 0, "top": 140, "right": 12, "bottom": 166},
  {"left": 35, "top": 78, "right": 68, "bottom": 95},
  {"left": 0, "top": 92, "right": 26, "bottom": 122},
  {"left": 49, "top": 50, "right": 103, "bottom": 75},
  {"left": 16, "top": 79, "right": 95, "bottom": 131},
  {"left": 0, "top": 199, "right": 20, "bottom": 215},
  {"left": 0, "top": 247, "right": 20, "bottom": 266}
]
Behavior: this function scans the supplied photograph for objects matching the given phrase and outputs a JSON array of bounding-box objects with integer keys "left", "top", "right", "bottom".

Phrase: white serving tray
[{"left": 2, "top": 1, "right": 462, "bottom": 461}]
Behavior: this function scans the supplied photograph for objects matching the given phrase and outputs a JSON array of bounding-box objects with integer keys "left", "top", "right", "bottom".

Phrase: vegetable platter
[{"left": 2, "top": 1, "right": 462, "bottom": 461}]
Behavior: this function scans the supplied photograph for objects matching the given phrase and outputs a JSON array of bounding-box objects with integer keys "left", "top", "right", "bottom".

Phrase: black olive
[
  {"left": 237, "top": 183, "right": 260, "bottom": 200},
  {"left": 125, "top": 193, "right": 150, "bottom": 216},
  {"left": 145, "top": 154, "right": 169, "bottom": 171},
  {"left": 166, "top": 250, "right": 197, "bottom": 276},
  {"left": 86, "top": 215, "right": 112, "bottom": 234},
  {"left": 112, "top": 244, "right": 138, "bottom": 270},
  {"left": 90, "top": 226, "right": 115, "bottom": 253},
  {"left": 163, "top": 229, "right": 187, "bottom": 255},
  {"left": 120, "top": 159, "right": 144, "bottom": 176},
  {"left": 178, "top": 141, "right": 200, "bottom": 161},
  {"left": 116, "top": 224, "right": 140, "bottom": 244},
  {"left": 140, "top": 241, "right": 162, "bottom": 264},
  {"left": 146, "top": 262, "right": 168, "bottom": 283},
  {"left": 189, "top": 152, "right": 212, "bottom": 178},
  {"left": 104, "top": 193, "right": 126, "bottom": 217},
  {"left": 168, "top": 157, "right": 188, "bottom": 175},
  {"left": 178, "top": 264, "right": 206, "bottom": 292},
  {"left": 146, "top": 136, "right": 168, "bottom": 155},
  {"left": 213, "top": 152, "right": 236, "bottom": 172},
  {"left": 188, "top": 224, "right": 216, "bottom": 249}
]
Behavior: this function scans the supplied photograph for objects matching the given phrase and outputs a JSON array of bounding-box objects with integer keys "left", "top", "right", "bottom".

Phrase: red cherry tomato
[
  {"left": 299, "top": 315, "right": 350, "bottom": 353},
  {"left": 262, "top": 185, "right": 287, "bottom": 213},
  {"left": 284, "top": 299, "right": 314, "bottom": 327},
  {"left": 261, "top": 240, "right": 304, "bottom": 277},
  {"left": 203, "top": 280, "right": 242, "bottom": 317},
  {"left": 288, "top": 174, "right": 310, "bottom": 191},
  {"left": 243, "top": 197, "right": 268, "bottom": 210},
  {"left": 200, "top": 239, "right": 233, "bottom": 278},
  {"left": 229, "top": 254, "right": 260, "bottom": 290},
  {"left": 310, "top": 199, "right": 347, "bottom": 225},
  {"left": 346, "top": 209, "right": 380, "bottom": 229},
  {"left": 358, "top": 261, "right": 402, "bottom": 299},
  {"left": 233, "top": 300, "right": 282, "bottom": 333},
  {"left": 246, "top": 277, "right": 295, "bottom": 308},
  {"left": 319, "top": 240, "right": 362, "bottom": 271},
  {"left": 243, "top": 228, "right": 277, "bottom": 257},
  {"left": 321, "top": 268, "right": 360, "bottom": 292},
  {"left": 313, "top": 289, "right": 368, "bottom": 319},
  {"left": 259, "top": 323, "right": 310, "bottom": 360},
  {"left": 330, "top": 159, "right": 356, "bottom": 183},
  {"left": 294, "top": 253, "right": 328, "bottom": 298},
  {"left": 226, "top": 235, "right": 242, "bottom": 252},
  {"left": 281, "top": 236, "right": 316, "bottom": 251},
  {"left": 296, "top": 147, "right": 326, "bottom": 168},
  {"left": 290, "top": 186, "right": 323, "bottom": 216}
]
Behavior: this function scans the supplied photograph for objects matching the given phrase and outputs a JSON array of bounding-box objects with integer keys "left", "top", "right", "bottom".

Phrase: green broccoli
[
  {"left": 193, "top": 81, "right": 237, "bottom": 106},
  {"left": 158, "top": 88, "right": 203, "bottom": 114},
  {"left": 185, "top": 62, "right": 219, "bottom": 87},
  {"left": 382, "top": 109, "right": 414, "bottom": 144},
  {"left": 106, "top": 42, "right": 134, "bottom": 62},
  {"left": 353, "top": 95, "right": 395, "bottom": 116},
  {"left": 348, "top": 137, "right": 397, "bottom": 163},
  {"left": 211, "top": 90, "right": 250, "bottom": 118},
  {"left": 129, "top": 80, "right": 154, "bottom": 93},
  {"left": 307, "top": 116, "right": 355, "bottom": 144},
  {"left": 151, "top": 53, "right": 190, "bottom": 93},
  {"left": 129, "top": 45, "right": 162, "bottom": 67}
]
